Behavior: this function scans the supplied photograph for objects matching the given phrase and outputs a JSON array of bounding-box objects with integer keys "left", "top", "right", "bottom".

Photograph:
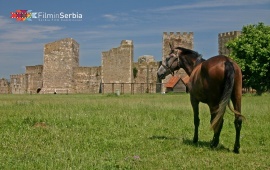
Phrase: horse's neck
[
  {"left": 182, "top": 55, "right": 205, "bottom": 76},
  {"left": 195, "top": 56, "right": 205, "bottom": 66},
  {"left": 182, "top": 56, "right": 196, "bottom": 76},
  {"left": 183, "top": 66, "right": 193, "bottom": 76}
]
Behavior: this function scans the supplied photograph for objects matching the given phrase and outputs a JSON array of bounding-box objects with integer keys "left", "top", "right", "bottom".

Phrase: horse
[{"left": 157, "top": 45, "right": 243, "bottom": 153}]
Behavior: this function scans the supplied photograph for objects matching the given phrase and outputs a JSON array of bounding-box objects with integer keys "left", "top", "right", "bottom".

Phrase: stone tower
[
  {"left": 0, "top": 78, "right": 10, "bottom": 94},
  {"left": 101, "top": 40, "right": 134, "bottom": 93},
  {"left": 161, "top": 32, "right": 193, "bottom": 92},
  {"left": 42, "top": 38, "right": 79, "bottom": 94},
  {"left": 162, "top": 32, "right": 194, "bottom": 60},
  {"left": 218, "top": 31, "right": 241, "bottom": 56},
  {"left": 25, "top": 65, "right": 43, "bottom": 93}
]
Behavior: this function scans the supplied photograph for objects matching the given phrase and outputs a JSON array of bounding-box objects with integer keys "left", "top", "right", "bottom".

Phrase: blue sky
[{"left": 0, "top": 0, "right": 269, "bottom": 79}]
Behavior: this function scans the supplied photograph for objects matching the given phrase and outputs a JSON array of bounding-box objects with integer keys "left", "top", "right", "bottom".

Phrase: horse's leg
[
  {"left": 209, "top": 106, "right": 224, "bottom": 148},
  {"left": 233, "top": 115, "right": 242, "bottom": 153},
  {"left": 229, "top": 67, "right": 242, "bottom": 153},
  {"left": 210, "top": 113, "right": 224, "bottom": 148},
  {"left": 191, "top": 96, "right": 200, "bottom": 143},
  {"left": 231, "top": 87, "right": 242, "bottom": 153}
]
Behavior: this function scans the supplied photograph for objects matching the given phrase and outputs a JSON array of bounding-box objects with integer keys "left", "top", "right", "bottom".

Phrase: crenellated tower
[
  {"left": 162, "top": 32, "right": 193, "bottom": 61},
  {"left": 161, "top": 32, "right": 193, "bottom": 92},
  {"left": 218, "top": 31, "right": 241, "bottom": 56}
]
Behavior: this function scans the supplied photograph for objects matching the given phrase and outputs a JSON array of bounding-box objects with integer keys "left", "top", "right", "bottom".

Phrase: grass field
[{"left": 0, "top": 93, "right": 269, "bottom": 169}]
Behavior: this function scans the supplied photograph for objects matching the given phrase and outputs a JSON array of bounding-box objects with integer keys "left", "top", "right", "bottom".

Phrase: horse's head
[
  {"left": 157, "top": 45, "right": 204, "bottom": 79},
  {"left": 157, "top": 44, "right": 181, "bottom": 79}
]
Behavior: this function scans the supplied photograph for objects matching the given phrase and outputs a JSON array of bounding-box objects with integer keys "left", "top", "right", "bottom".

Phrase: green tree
[
  {"left": 227, "top": 22, "right": 270, "bottom": 95},
  {"left": 133, "top": 67, "right": 138, "bottom": 79}
]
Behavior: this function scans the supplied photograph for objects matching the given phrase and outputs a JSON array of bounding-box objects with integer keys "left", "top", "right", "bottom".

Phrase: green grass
[{"left": 0, "top": 93, "right": 269, "bottom": 169}]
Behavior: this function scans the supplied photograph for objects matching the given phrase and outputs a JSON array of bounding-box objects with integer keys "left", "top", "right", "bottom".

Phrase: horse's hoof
[
  {"left": 210, "top": 140, "right": 219, "bottom": 148},
  {"left": 193, "top": 137, "right": 198, "bottom": 143},
  {"left": 233, "top": 147, "right": 240, "bottom": 154}
]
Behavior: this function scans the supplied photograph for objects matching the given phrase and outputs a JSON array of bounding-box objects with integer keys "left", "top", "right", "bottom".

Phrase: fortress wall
[
  {"left": 0, "top": 78, "right": 10, "bottom": 94},
  {"left": 161, "top": 32, "right": 193, "bottom": 92},
  {"left": 10, "top": 74, "right": 28, "bottom": 94},
  {"left": 218, "top": 31, "right": 241, "bottom": 56},
  {"left": 162, "top": 32, "right": 194, "bottom": 61},
  {"left": 73, "top": 66, "right": 101, "bottom": 93},
  {"left": 25, "top": 65, "right": 43, "bottom": 93},
  {"left": 133, "top": 60, "right": 160, "bottom": 93},
  {"left": 2, "top": 31, "right": 241, "bottom": 94},
  {"left": 101, "top": 40, "right": 134, "bottom": 93},
  {"left": 42, "top": 38, "right": 79, "bottom": 94}
]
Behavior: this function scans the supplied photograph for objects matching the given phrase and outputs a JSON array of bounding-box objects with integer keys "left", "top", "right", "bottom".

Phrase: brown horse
[{"left": 157, "top": 45, "right": 243, "bottom": 153}]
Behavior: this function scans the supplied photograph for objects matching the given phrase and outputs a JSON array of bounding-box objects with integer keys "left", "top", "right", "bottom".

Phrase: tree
[
  {"left": 226, "top": 22, "right": 270, "bottom": 95},
  {"left": 133, "top": 67, "right": 138, "bottom": 79}
]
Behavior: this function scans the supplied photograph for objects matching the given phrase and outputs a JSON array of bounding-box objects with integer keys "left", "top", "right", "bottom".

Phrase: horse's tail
[{"left": 211, "top": 60, "right": 235, "bottom": 133}]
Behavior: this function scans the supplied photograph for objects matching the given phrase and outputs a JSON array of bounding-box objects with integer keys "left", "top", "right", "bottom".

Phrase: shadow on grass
[
  {"left": 149, "top": 135, "right": 179, "bottom": 140},
  {"left": 182, "top": 138, "right": 231, "bottom": 152},
  {"left": 149, "top": 135, "right": 231, "bottom": 152}
]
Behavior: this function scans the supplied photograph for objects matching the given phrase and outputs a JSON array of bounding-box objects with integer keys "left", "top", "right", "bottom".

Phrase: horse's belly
[{"left": 189, "top": 86, "right": 208, "bottom": 103}]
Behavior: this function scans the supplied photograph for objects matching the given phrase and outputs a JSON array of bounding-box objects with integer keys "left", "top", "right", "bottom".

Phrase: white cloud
[
  {"left": 0, "top": 16, "right": 67, "bottom": 78},
  {"left": 0, "top": 15, "right": 64, "bottom": 56},
  {"left": 151, "top": 0, "right": 270, "bottom": 12},
  {"left": 103, "top": 14, "right": 118, "bottom": 21},
  {"left": 0, "top": 16, "right": 63, "bottom": 43}
]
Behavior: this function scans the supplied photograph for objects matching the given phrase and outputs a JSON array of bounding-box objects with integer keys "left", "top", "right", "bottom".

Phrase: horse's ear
[{"left": 169, "top": 43, "right": 174, "bottom": 51}]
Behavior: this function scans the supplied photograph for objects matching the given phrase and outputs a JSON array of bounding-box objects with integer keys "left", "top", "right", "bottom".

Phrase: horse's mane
[
  {"left": 175, "top": 47, "right": 205, "bottom": 65},
  {"left": 175, "top": 47, "right": 202, "bottom": 58}
]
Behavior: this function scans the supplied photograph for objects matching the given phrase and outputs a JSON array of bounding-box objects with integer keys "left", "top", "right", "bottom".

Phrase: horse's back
[
  {"left": 201, "top": 55, "right": 230, "bottom": 80},
  {"left": 188, "top": 55, "right": 239, "bottom": 105}
]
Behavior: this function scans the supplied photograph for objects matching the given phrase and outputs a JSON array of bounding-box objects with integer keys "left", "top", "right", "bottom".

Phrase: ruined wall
[
  {"left": 101, "top": 40, "right": 134, "bottom": 93},
  {"left": 0, "top": 78, "right": 10, "bottom": 94},
  {"left": 25, "top": 65, "right": 43, "bottom": 94},
  {"left": 133, "top": 61, "right": 160, "bottom": 93},
  {"left": 42, "top": 38, "right": 79, "bottom": 94},
  {"left": 218, "top": 31, "right": 241, "bottom": 56},
  {"left": 10, "top": 74, "right": 28, "bottom": 94},
  {"left": 73, "top": 66, "right": 101, "bottom": 93},
  {"left": 133, "top": 55, "right": 160, "bottom": 93},
  {"left": 3, "top": 34, "right": 193, "bottom": 94},
  {"left": 137, "top": 55, "right": 155, "bottom": 63},
  {"left": 161, "top": 32, "right": 193, "bottom": 92}
]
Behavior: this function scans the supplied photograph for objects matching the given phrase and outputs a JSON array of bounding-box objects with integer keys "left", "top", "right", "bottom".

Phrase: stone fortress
[
  {"left": 0, "top": 31, "right": 241, "bottom": 94},
  {"left": 218, "top": 31, "right": 242, "bottom": 56}
]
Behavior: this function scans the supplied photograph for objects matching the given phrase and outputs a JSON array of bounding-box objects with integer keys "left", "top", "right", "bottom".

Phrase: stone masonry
[
  {"left": 73, "top": 66, "right": 101, "bottom": 93},
  {"left": 101, "top": 40, "right": 134, "bottom": 93},
  {"left": 1, "top": 31, "right": 239, "bottom": 94},
  {"left": 10, "top": 74, "right": 28, "bottom": 94},
  {"left": 218, "top": 31, "right": 241, "bottom": 56},
  {"left": 162, "top": 32, "right": 194, "bottom": 61},
  {"left": 25, "top": 65, "right": 43, "bottom": 93},
  {"left": 133, "top": 56, "right": 160, "bottom": 93},
  {"left": 161, "top": 32, "right": 194, "bottom": 92},
  {"left": 0, "top": 78, "right": 10, "bottom": 94},
  {"left": 42, "top": 38, "right": 79, "bottom": 94}
]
